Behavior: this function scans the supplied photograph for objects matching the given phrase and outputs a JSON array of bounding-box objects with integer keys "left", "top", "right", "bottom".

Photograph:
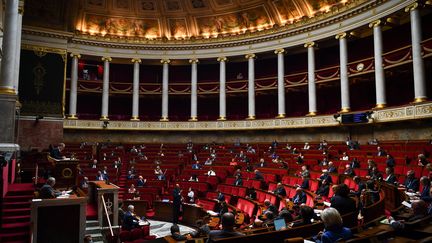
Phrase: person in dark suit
[
  {"left": 216, "top": 191, "right": 225, "bottom": 202},
  {"left": 351, "top": 176, "right": 366, "bottom": 197},
  {"left": 247, "top": 187, "right": 257, "bottom": 200},
  {"left": 50, "top": 143, "right": 65, "bottom": 159},
  {"left": 316, "top": 179, "right": 330, "bottom": 197},
  {"left": 192, "top": 161, "right": 202, "bottom": 170},
  {"left": 318, "top": 170, "right": 332, "bottom": 184},
  {"left": 292, "top": 188, "right": 307, "bottom": 205},
  {"left": 96, "top": 171, "right": 108, "bottom": 181},
  {"left": 330, "top": 184, "right": 357, "bottom": 215},
  {"left": 386, "top": 154, "right": 395, "bottom": 168},
  {"left": 173, "top": 184, "right": 182, "bottom": 224},
  {"left": 291, "top": 205, "right": 315, "bottom": 227},
  {"left": 219, "top": 201, "right": 229, "bottom": 216},
  {"left": 122, "top": 205, "right": 140, "bottom": 231},
  {"left": 39, "top": 177, "right": 61, "bottom": 199},
  {"left": 170, "top": 224, "right": 192, "bottom": 241},
  {"left": 136, "top": 175, "right": 146, "bottom": 187},
  {"left": 327, "top": 162, "right": 337, "bottom": 173},
  {"left": 420, "top": 176, "right": 431, "bottom": 202},
  {"left": 377, "top": 147, "right": 387, "bottom": 157},
  {"left": 234, "top": 174, "right": 243, "bottom": 186},
  {"left": 257, "top": 158, "right": 266, "bottom": 168},
  {"left": 254, "top": 170, "right": 264, "bottom": 180},
  {"left": 299, "top": 176, "right": 310, "bottom": 190},
  {"left": 350, "top": 158, "right": 360, "bottom": 169},
  {"left": 273, "top": 183, "right": 287, "bottom": 197},
  {"left": 402, "top": 170, "right": 419, "bottom": 192},
  {"left": 206, "top": 212, "right": 244, "bottom": 243},
  {"left": 343, "top": 164, "right": 355, "bottom": 177},
  {"left": 384, "top": 167, "right": 397, "bottom": 185}
]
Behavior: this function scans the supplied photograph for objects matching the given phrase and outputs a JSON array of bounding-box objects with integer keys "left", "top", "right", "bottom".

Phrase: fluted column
[
  {"left": 131, "top": 58, "right": 141, "bottom": 121},
  {"left": 0, "top": 0, "right": 19, "bottom": 94},
  {"left": 189, "top": 58, "right": 199, "bottom": 121},
  {"left": 68, "top": 53, "right": 80, "bottom": 119},
  {"left": 100, "top": 56, "right": 112, "bottom": 120},
  {"left": 217, "top": 57, "right": 227, "bottom": 120},
  {"left": 406, "top": 3, "right": 427, "bottom": 103},
  {"left": 160, "top": 59, "right": 170, "bottom": 121},
  {"left": 245, "top": 54, "right": 256, "bottom": 119},
  {"left": 275, "top": 49, "right": 286, "bottom": 118},
  {"left": 304, "top": 42, "right": 317, "bottom": 115},
  {"left": 336, "top": 32, "right": 350, "bottom": 113},
  {"left": 13, "top": 0, "right": 24, "bottom": 92},
  {"left": 369, "top": 20, "right": 386, "bottom": 108}
]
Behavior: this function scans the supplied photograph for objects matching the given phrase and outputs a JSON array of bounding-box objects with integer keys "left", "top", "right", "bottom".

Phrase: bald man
[{"left": 206, "top": 212, "right": 244, "bottom": 243}]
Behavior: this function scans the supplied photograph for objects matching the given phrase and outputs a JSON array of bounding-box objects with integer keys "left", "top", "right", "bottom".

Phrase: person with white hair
[
  {"left": 314, "top": 207, "right": 352, "bottom": 242},
  {"left": 122, "top": 205, "right": 140, "bottom": 231}
]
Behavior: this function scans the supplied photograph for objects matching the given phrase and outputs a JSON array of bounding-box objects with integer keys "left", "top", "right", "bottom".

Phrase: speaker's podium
[
  {"left": 88, "top": 181, "right": 120, "bottom": 228},
  {"left": 30, "top": 197, "right": 87, "bottom": 243}
]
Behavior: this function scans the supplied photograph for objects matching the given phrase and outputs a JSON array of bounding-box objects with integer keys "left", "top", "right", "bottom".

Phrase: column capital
[
  {"left": 245, "top": 53, "right": 256, "bottom": 59},
  {"left": 160, "top": 59, "right": 171, "bottom": 64},
  {"left": 189, "top": 58, "right": 199, "bottom": 64},
  {"left": 304, "top": 42, "right": 316, "bottom": 48},
  {"left": 368, "top": 20, "right": 382, "bottom": 28},
  {"left": 405, "top": 2, "right": 419, "bottom": 12},
  {"left": 101, "top": 56, "right": 112, "bottom": 62},
  {"left": 18, "top": 0, "right": 24, "bottom": 15},
  {"left": 131, "top": 58, "right": 142, "bottom": 63},
  {"left": 274, "top": 49, "right": 285, "bottom": 55},
  {"left": 70, "top": 53, "right": 81, "bottom": 59},
  {"left": 217, "top": 57, "right": 228, "bottom": 62},
  {"left": 335, "top": 32, "right": 347, "bottom": 40}
]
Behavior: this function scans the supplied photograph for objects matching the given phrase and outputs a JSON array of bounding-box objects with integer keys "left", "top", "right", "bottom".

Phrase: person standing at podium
[
  {"left": 173, "top": 184, "right": 182, "bottom": 224},
  {"left": 40, "top": 177, "right": 61, "bottom": 199}
]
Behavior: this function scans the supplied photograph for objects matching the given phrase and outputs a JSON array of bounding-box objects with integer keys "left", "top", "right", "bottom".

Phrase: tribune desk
[
  {"left": 88, "top": 181, "right": 120, "bottom": 228},
  {"left": 30, "top": 196, "right": 86, "bottom": 243},
  {"left": 153, "top": 201, "right": 207, "bottom": 226}
]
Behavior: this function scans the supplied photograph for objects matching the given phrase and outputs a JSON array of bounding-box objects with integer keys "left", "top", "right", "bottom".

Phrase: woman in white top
[
  {"left": 207, "top": 169, "right": 216, "bottom": 176},
  {"left": 187, "top": 187, "right": 195, "bottom": 203},
  {"left": 128, "top": 184, "right": 136, "bottom": 194}
]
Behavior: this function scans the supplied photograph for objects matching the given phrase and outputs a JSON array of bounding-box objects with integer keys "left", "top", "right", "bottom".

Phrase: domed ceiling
[{"left": 24, "top": 0, "right": 354, "bottom": 41}]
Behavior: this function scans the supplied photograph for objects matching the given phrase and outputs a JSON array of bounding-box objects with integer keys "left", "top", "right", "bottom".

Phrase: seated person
[
  {"left": 102, "top": 166, "right": 108, "bottom": 175},
  {"left": 50, "top": 143, "right": 66, "bottom": 159},
  {"left": 122, "top": 205, "right": 140, "bottom": 231},
  {"left": 96, "top": 170, "right": 108, "bottom": 181},
  {"left": 291, "top": 205, "right": 315, "bottom": 227},
  {"left": 299, "top": 165, "right": 310, "bottom": 178},
  {"left": 292, "top": 187, "right": 307, "bottom": 205},
  {"left": 316, "top": 179, "right": 330, "bottom": 197},
  {"left": 401, "top": 170, "right": 419, "bottom": 192},
  {"left": 247, "top": 187, "right": 257, "bottom": 200},
  {"left": 314, "top": 207, "right": 352, "bottom": 243},
  {"left": 377, "top": 146, "right": 387, "bottom": 156},
  {"left": 127, "top": 170, "right": 135, "bottom": 180},
  {"left": 128, "top": 184, "right": 136, "bottom": 194},
  {"left": 132, "top": 191, "right": 141, "bottom": 200},
  {"left": 260, "top": 199, "right": 278, "bottom": 218},
  {"left": 136, "top": 175, "right": 146, "bottom": 187},
  {"left": 303, "top": 142, "right": 310, "bottom": 150},
  {"left": 234, "top": 174, "right": 243, "bottom": 186},
  {"left": 341, "top": 152, "right": 349, "bottom": 161},
  {"left": 189, "top": 174, "right": 199, "bottom": 182},
  {"left": 327, "top": 162, "right": 337, "bottom": 173},
  {"left": 418, "top": 154, "right": 430, "bottom": 166},
  {"left": 257, "top": 158, "right": 266, "bottom": 168},
  {"left": 207, "top": 168, "right": 216, "bottom": 176},
  {"left": 386, "top": 154, "right": 395, "bottom": 168},
  {"left": 171, "top": 224, "right": 192, "bottom": 241},
  {"left": 350, "top": 176, "right": 366, "bottom": 197},
  {"left": 330, "top": 184, "right": 357, "bottom": 215},
  {"left": 187, "top": 187, "right": 195, "bottom": 203},
  {"left": 273, "top": 183, "right": 287, "bottom": 197},
  {"left": 254, "top": 169, "right": 264, "bottom": 180},
  {"left": 297, "top": 175, "right": 310, "bottom": 190},
  {"left": 204, "top": 158, "right": 213, "bottom": 166},
  {"left": 216, "top": 191, "right": 225, "bottom": 202},
  {"left": 192, "top": 161, "right": 202, "bottom": 170},
  {"left": 206, "top": 212, "right": 245, "bottom": 243},
  {"left": 384, "top": 167, "right": 397, "bottom": 185},
  {"left": 39, "top": 177, "right": 62, "bottom": 199},
  {"left": 343, "top": 164, "right": 355, "bottom": 177},
  {"left": 389, "top": 200, "right": 430, "bottom": 229},
  {"left": 80, "top": 177, "right": 89, "bottom": 189},
  {"left": 296, "top": 153, "right": 304, "bottom": 164},
  {"left": 219, "top": 201, "right": 229, "bottom": 216},
  {"left": 420, "top": 176, "right": 431, "bottom": 202},
  {"left": 154, "top": 166, "right": 165, "bottom": 180},
  {"left": 318, "top": 169, "right": 333, "bottom": 184}
]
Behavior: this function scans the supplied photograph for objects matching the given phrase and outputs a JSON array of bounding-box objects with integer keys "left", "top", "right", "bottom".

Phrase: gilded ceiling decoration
[{"left": 24, "top": 0, "right": 353, "bottom": 41}]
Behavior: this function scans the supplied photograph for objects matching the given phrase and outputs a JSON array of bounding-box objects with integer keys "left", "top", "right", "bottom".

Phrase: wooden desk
[
  {"left": 88, "top": 181, "right": 119, "bottom": 228},
  {"left": 31, "top": 197, "right": 86, "bottom": 243},
  {"left": 153, "top": 201, "right": 207, "bottom": 226}
]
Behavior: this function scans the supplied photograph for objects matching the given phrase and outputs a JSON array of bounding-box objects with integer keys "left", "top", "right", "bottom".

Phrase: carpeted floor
[{"left": 147, "top": 219, "right": 196, "bottom": 238}]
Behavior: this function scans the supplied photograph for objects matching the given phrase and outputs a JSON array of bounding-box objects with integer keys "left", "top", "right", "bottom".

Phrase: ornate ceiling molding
[
  {"left": 21, "top": 0, "right": 417, "bottom": 59},
  {"left": 63, "top": 102, "right": 432, "bottom": 131}
]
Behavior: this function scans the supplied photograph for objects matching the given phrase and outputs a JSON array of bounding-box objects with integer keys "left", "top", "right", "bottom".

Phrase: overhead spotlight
[{"left": 102, "top": 121, "right": 109, "bottom": 128}]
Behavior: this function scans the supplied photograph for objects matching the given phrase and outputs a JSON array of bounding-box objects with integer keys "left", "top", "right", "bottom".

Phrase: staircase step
[
  {"left": 3, "top": 195, "right": 33, "bottom": 202},
  {"left": 2, "top": 215, "right": 31, "bottom": 224},
  {"left": 0, "top": 231, "right": 29, "bottom": 242},
  {"left": 2, "top": 201, "right": 31, "bottom": 209},
  {"left": 2, "top": 208, "right": 31, "bottom": 217},
  {"left": 1, "top": 222, "right": 30, "bottom": 234}
]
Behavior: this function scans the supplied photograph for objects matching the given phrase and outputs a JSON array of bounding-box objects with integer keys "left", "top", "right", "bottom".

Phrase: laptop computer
[{"left": 274, "top": 218, "right": 286, "bottom": 231}]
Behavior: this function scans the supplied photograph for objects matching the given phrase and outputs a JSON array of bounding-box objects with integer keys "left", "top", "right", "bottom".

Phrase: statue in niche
[{"left": 33, "top": 63, "right": 46, "bottom": 96}]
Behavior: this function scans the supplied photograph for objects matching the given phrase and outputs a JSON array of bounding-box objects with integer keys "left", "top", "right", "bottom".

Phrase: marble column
[
  {"left": 160, "top": 59, "right": 170, "bottom": 121},
  {"left": 131, "top": 58, "right": 141, "bottom": 121},
  {"left": 13, "top": 0, "right": 24, "bottom": 92},
  {"left": 406, "top": 3, "right": 427, "bottom": 103},
  {"left": 100, "top": 57, "right": 111, "bottom": 120},
  {"left": 189, "top": 58, "right": 199, "bottom": 121},
  {"left": 0, "top": 0, "right": 19, "bottom": 94},
  {"left": 0, "top": 0, "right": 19, "bottom": 143},
  {"left": 304, "top": 42, "right": 317, "bottom": 115},
  {"left": 68, "top": 54, "right": 80, "bottom": 119},
  {"left": 369, "top": 20, "right": 386, "bottom": 108},
  {"left": 245, "top": 54, "right": 256, "bottom": 119},
  {"left": 217, "top": 57, "right": 227, "bottom": 120},
  {"left": 275, "top": 49, "right": 286, "bottom": 118},
  {"left": 336, "top": 32, "right": 350, "bottom": 113}
]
